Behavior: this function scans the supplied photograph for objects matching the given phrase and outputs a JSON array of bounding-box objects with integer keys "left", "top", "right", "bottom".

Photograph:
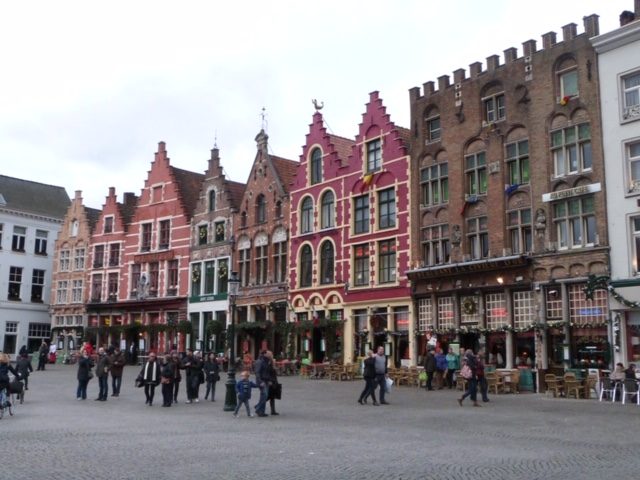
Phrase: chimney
[
  {"left": 620, "top": 10, "right": 636, "bottom": 26},
  {"left": 486, "top": 55, "right": 500, "bottom": 72},
  {"left": 75, "top": 190, "right": 83, "bottom": 200},
  {"left": 453, "top": 68, "right": 466, "bottom": 84},
  {"left": 423, "top": 81, "right": 435, "bottom": 96},
  {"left": 438, "top": 75, "right": 450, "bottom": 91},
  {"left": 562, "top": 23, "right": 577, "bottom": 41},
  {"left": 108, "top": 187, "right": 115, "bottom": 197},
  {"left": 469, "top": 62, "right": 483, "bottom": 79},
  {"left": 583, "top": 14, "right": 599, "bottom": 37},
  {"left": 542, "top": 32, "right": 557, "bottom": 49},
  {"left": 409, "top": 86, "right": 421, "bottom": 102},
  {"left": 522, "top": 39, "right": 537, "bottom": 57},
  {"left": 123, "top": 192, "right": 137, "bottom": 207},
  {"left": 503, "top": 47, "right": 517, "bottom": 64}
]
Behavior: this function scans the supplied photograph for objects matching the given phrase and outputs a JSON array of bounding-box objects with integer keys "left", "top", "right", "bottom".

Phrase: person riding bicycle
[{"left": 0, "top": 352, "right": 20, "bottom": 398}]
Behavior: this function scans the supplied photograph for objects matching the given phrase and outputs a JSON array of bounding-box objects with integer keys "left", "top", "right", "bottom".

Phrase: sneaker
[
  {"left": 185, "top": 400, "right": 192, "bottom": 404},
  {"left": 233, "top": 413, "right": 238, "bottom": 417},
  {"left": 249, "top": 414, "right": 255, "bottom": 417},
  {"left": 195, "top": 398, "right": 199, "bottom": 403}
]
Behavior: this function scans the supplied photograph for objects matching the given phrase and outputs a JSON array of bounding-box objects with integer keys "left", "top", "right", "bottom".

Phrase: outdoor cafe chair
[
  {"left": 545, "top": 374, "right": 562, "bottom": 398},
  {"left": 621, "top": 379, "right": 640, "bottom": 405},
  {"left": 564, "top": 378, "right": 581, "bottom": 399},
  {"left": 486, "top": 372, "right": 504, "bottom": 394},
  {"left": 599, "top": 377, "right": 618, "bottom": 402}
]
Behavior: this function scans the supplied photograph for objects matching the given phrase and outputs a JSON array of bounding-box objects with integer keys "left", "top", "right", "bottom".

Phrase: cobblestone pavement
[{"left": 3, "top": 365, "right": 640, "bottom": 479}]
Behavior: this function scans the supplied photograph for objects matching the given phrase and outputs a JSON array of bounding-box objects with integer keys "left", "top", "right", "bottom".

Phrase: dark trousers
[
  {"left": 446, "top": 369, "right": 455, "bottom": 388},
  {"left": 461, "top": 377, "right": 478, "bottom": 402},
  {"left": 478, "top": 376, "right": 489, "bottom": 401},
  {"left": 98, "top": 375, "right": 108, "bottom": 400},
  {"left": 376, "top": 374, "right": 387, "bottom": 403},
  {"left": 77, "top": 379, "right": 89, "bottom": 399},
  {"left": 173, "top": 380, "right": 180, "bottom": 402},
  {"left": 425, "top": 371, "right": 435, "bottom": 390},
  {"left": 111, "top": 375, "right": 122, "bottom": 396},
  {"left": 205, "top": 380, "right": 217, "bottom": 401},
  {"left": 358, "top": 377, "right": 377, "bottom": 403},
  {"left": 37, "top": 356, "right": 46, "bottom": 371},
  {"left": 144, "top": 383, "right": 156, "bottom": 404},
  {"left": 186, "top": 375, "right": 200, "bottom": 400},
  {"left": 161, "top": 382, "right": 173, "bottom": 406}
]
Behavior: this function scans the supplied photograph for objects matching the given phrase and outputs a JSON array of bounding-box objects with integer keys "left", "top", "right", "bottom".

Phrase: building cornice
[{"left": 591, "top": 21, "right": 640, "bottom": 53}]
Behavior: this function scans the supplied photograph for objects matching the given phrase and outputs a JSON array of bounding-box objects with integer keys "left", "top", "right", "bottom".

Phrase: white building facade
[
  {"left": 0, "top": 176, "right": 69, "bottom": 358},
  {"left": 592, "top": 11, "right": 640, "bottom": 365}
]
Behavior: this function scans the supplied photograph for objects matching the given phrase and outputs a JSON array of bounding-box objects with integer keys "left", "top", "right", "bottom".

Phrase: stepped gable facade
[{"left": 407, "top": 14, "right": 609, "bottom": 373}]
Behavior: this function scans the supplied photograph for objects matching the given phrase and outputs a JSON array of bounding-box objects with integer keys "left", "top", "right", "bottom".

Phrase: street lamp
[{"left": 223, "top": 271, "right": 240, "bottom": 411}]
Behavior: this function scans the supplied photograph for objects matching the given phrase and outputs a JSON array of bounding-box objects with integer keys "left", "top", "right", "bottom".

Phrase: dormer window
[
  {"left": 104, "top": 216, "right": 114, "bottom": 234},
  {"left": 310, "top": 148, "right": 322, "bottom": 185},
  {"left": 366, "top": 138, "right": 382, "bottom": 173}
]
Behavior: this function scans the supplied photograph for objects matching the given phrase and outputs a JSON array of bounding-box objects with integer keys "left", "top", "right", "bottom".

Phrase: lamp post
[{"left": 223, "top": 271, "right": 240, "bottom": 411}]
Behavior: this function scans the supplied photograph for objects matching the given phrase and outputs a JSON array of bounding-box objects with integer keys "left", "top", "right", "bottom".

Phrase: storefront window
[{"left": 417, "top": 298, "right": 434, "bottom": 332}]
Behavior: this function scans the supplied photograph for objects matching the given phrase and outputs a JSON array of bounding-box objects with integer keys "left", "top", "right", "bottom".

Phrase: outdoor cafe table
[{"left": 275, "top": 360, "right": 296, "bottom": 376}]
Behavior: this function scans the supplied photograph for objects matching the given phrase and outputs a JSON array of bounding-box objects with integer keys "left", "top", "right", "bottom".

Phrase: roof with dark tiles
[
  {"left": 0, "top": 174, "right": 70, "bottom": 219},
  {"left": 85, "top": 207, "right": 102, "bottom": 231},
  {"left": 171, "top": 166, "right": 205, "bottom": 218},
  {"left": 226, "top": 180, "right": 246, "bottom": 211},
  {"left": 270, "top": 156, "right": 299, "bottom": 193},
  {"left": 328, "top": 134, "right": 356, "bottom": 163}
]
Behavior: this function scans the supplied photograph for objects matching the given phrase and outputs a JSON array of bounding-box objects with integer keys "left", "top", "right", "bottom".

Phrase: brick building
[
  {"left": 290, "top": 92, "right": 413, "bottom": 366},
  {"left": 188, "top": 146, "right": 244, "bottom": 352},
  {"left": 407, "top": 14, "right": 609, "bottom": 374},
  {"left": 231, "top": 130, "right": 297, "bottom": 360},
  {"left": 86, "top": 142, "right": 203, "bottom": 353},
  {"left": 50, "top": 190, "right": 100, "bottom": 354}
]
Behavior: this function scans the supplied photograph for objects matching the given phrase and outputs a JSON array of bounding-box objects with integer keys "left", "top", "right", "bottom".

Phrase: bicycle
[{"left": 0, "top": 386, "right": 14, "bottom": 420}]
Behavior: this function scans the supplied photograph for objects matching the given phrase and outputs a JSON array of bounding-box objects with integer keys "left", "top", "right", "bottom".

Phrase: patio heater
[{"left": 223, "top": 272, "right": 240, "bottom": 411}]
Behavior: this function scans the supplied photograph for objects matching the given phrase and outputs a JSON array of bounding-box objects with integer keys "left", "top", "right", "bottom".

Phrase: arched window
[
  {"left": 310, "top": 148, "right": 322, "bottom": 185},
  {"left": 320, "top": 191, "right": 335, "bottom": 229},
  {"left": 208, "top": 190, "right": 216, "bottom": 212},
  {"left": 320, "top": 241, "right": 334, "bottom": 285},
  {"left": 300, "top": 245, "right": 312, "bottom": 287},
  {"left": 256, "top": 194, "right": 266, "bottom": 224},
  {"left": 301, "top": 197, "right": 313, "bottom": 234}
]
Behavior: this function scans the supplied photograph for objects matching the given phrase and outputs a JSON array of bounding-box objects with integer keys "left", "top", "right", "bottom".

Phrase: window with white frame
[
  {"left": 239, "top": 247, "right": 250, "bottom": 286},
  {"left": 622, "top": 70, "right": 640, "bottom": 121},
  {"left": 545, "top": 287, "right": 562, "bottom": 319},
  {"left": 104, "top": 216, "right": 114, "bottom": 234},
  {"left": 93, "top": 244, "right": 104, "bottom": 268},
  {"left": 366, "top": 138, "right": 382, "bottom": 173},
  {"left": 310, "top": 148, "right": 322, "bottom": 185},
  {"left": 72, "top": 279, "right": 83, "bottom": 303},
  {"left": 8, "top": 266, "right": 22, "bottom": 300},
  {"left": 204, "top": 260, "right": 216, "bottom": 294},
  {"left": 378, "top": 239, "right": 396, "bottom": 284},
  {"left": 559, "top": 69, "right": 578, "bottom": 99},
  {"left": 568, "top": 283, "right": 608, "bottom": 325},
  {"left": 506, "top": 140, "right": 530, "bottom": 185},
  {"left": 421, "top": 163, "right": 448, "bottom": 206},
  {"left": 273, "top": 240, "right": 287, "bottom": 283},
  {"left": 418, "top": 298, "right": 434, "bottom": 332},
  {"left": 507, "top": 208, "right": 532, "bottom": 254},
  {"left": 12, "top": 226, "right": 26, "bottom": 252},
  {"left": 319, "top": 241, "right": 334, "bottom": 285},
  {"left": 5, "top": 322, "right": 17, "bottom": 333},
  {"left": 483, "top": 93, "right": 505, "bottom": 123},
  {"left": 167, "top": 259, "right": 179, "bottom": 295},
  {"left": 632, "top": 216, "right": 640, "bottom": 275},
  {"left": 421, "top": 224, "right": 450, "bottom": 266},
  {"left": 141, "top": 223, "right": 152, "bottom": 251},
  {"left": 354, "top": 309, "right": 368, "bottom": 332},
  {"left": 108, "top": 272, "right": 118, "bottom": 300},
  {"left": 90, "top": 274, "right": 102, "bottom": 302},
  {"left": 255, "top": 194, "right": 266, "bottom": 224},
  {"left": 31, "top": 269, "right": 45, "bottom": 302},
  {"left": 34, "top": 229, "right": 48, "bottom": 255},
  {"left": 131, "top": 264, "right": 141, "bottom": 298},
  {"left": 512, "top": 291, "right": 535, "bottom": 329},
  {"left": 320, "top": 191, "right": 335, "bottom": 229},
  {"left": 109, "top": 243, "right": 120, "bottom": 266},
  {"left": 553, "top": 196, "right": 596, "bottom": 249},
  {"left": 28, "top": 323, "right": 50, "bottom": 338},
  {"left": 148, "top": 262, "right": 159, "bottom": 297},
  {"left": 426, "top": 114, "right": 441, "bottom": 143},
  {"left": 551, "top": 123, "right": 592, "bottom": 177},
  {"left": 300, "top": 197, "right": 313, "bottom": 234},
  {"left": 465, "top": 152, "right": 487, "bottom": 195},
  {"left": 437, "top": 296, "right": 455, "bottom": 329},
  {"left": 158, "top": 220, "right": 170, "bottom": 249},
  {"left": 255, "top": 245, "right": 268, "bottom": 285},
  {"left": 74, "top": 248, "right": 85, "bottom": 270},
  {"left": 485, "top": 293, "right": 507, "bottom": 330},
  {"left": 56, "top": 280, "right": 68, "bottom": 304},
  {"left": 467, "top": 216, "right": 489, "bottom": 259},
  {"left": 354, "top": 194, "right": 369, "bottom": 234},
  {"left": 59, "top": 250, "right": 70, "bottom": 271},
  {"left": 299, "top": 245, "right": 312, "bottom": 288},
  {"left": 626, "top": 140, "right": 640, "bottom": 192},
  {"left": 378, "top": 188, "right": 396, "bottom": 229},
  {"left": 353, "top": 244, "right": 370, "bottom": 287}
]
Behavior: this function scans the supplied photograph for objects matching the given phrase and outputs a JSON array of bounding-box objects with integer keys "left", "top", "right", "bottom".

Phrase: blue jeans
[
  {"left": 98, "top": 375, "right": 108, "bottom": 400},
  {"left": 255, "top": 384, "right": 269, "bottom": 414},
  {"left": 461, "top": 377, "right": 478, "bottom": 402},
  {"left": 376, "top": 374, "right": 387, "bottom": 403},
  {"left": 77, "top": 379, "right": 89, "bottom": 399},
  {"left": 112, "top": 375, "right": 122, "bottom": 396},
  {"left": 235, "top": 397, "right": 251, "bottom": 416}
]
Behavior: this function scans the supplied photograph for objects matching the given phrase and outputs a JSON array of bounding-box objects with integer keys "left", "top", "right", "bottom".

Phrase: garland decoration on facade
[
  {"left": 191, "top": 265, "right": 201, "bottom": 283},
  {"left": 176, "top": 320, "right": 194, "bottom": 335},
  {"left": 462, "top": 297, "right": 478, "bottom": 315},
  {"left": 218, "top": 262, "right": 228, "bottom": 279},
  {"left": 584, "top": 273, "right": 640, "bottom": 308}
]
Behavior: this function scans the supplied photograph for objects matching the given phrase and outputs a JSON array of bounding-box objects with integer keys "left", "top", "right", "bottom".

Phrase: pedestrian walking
[
  {"left": 37, "top": 341, "right": 48, "bottom": 371},
  {"left": 374, "top": 346, "right": 390, "bottom": 405},
  {"left": 234, "top": 371, "right": 258, "bottom": 417},
  {"left": 76, "top": 349, "right": 93, "bottom": 400},
  {"left": 458, "top": 350, "right": 481, "bottom": 407},
  {"left": 182, "top": 349, "right": 203, "bottom": 403},
  {"left": 139, "top": 352, "right": 160, "bottom": 406},
  {"left": 477, "top": 350, "right": 489, "bottom": 403},
  {"left": 254, "top": 350, "right": 270, "bottom": 416},
  {"left": 16, "top": 353, "right": 33, "bottom": 390},
  {"left": 423, "top": 349, "right": 436, "bottom": 391},
  {"left": 357, "top": 350, "right": 378, "bottom": 406},
  {"left": 160, "top": 355, "right": 174, "bottom": 407},
  {"left": 170, "top": 350, "right": 182, "bottom": 403},
  {"left": 203, "top": 353, "right": 220, "bottom": 402},
  {"left": 94, "top": 347, "right": 110, "bottom": 401},
  {"left": 266, "top": 351, "right": 280, "bottom": 416},
  {"left": 109, "top": 346, "right": 125, "bottom": 397}
]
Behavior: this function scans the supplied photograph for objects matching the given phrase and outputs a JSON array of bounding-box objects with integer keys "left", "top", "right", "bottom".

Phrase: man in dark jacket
[
  {"left": 16, "top": 353, "right": 33, "bottom": 390},
  {"left": 423, "top": 349, "right": 436, "bottom": 391},
  {"left": 109, "top": 346, "right": 125, "bottom": 397},
  {"left": 37, "top": 341, "right": 48, "bottom": 371},
  {"left": 95, "top": 347, "right": 111, "bottom": 401},
  {"left": 254, "top": 351, "right": 270, "bottom": 417}
]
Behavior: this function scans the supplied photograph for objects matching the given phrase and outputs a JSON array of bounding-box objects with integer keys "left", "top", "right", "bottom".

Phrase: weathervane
[
  {"left": 260, "top": 107, "right": 268, "bottom": 131},
  {"left": 312, "top": 99, "right": 324, "bottom": 111}
]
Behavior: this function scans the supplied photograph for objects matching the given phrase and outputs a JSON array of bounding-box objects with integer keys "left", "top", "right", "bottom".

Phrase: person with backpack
[{"left": 458, "top": 349, "right": 481, "bottom": 407}]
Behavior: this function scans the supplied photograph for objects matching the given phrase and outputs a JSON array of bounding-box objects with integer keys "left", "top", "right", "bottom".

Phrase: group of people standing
[
  {"left": 76, "top": 345, "right": 126, "bottom": 401},
  {"left": 422, "top": 347, "right": 460, "bottom": 391}
]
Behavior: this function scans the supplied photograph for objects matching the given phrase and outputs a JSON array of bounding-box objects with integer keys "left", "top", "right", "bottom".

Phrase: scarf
[{"left": 144, "top": 360, "right": 158, "bottom": 382}]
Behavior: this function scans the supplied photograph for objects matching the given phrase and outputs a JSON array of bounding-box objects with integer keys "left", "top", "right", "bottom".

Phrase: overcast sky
[{"left": 0, "top": 0, "right": 631, "bottom": 209}]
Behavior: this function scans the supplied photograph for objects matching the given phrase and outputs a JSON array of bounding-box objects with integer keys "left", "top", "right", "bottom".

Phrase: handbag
[
  {"left": 418, "top": 371, "right": 427, "bottom": 381},
  {"left": 135, "top": 374, "right": 144, "bottom": 388},
  {"left": 385, "top": 377, "right": 394, "bottom": 393},
  {"left": 460, "top": 364, "right": 473, "bottom": 380}
]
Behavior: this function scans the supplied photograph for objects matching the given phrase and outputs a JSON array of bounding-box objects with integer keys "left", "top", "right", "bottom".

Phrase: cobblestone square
[{"left": 3, "top": 365, "right": 640, "bottom": 480}]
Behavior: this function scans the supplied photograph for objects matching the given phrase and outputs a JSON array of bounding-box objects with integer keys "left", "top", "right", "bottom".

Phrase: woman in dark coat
[
  {"left": 140, "top": 352, "right": 161, "bottom": 406},
  {"left": 203, "top": 353, "right": 220, "bottom": 402},
  {"left": 357, "top": 350, "right": 378, "bottom": 405},
  {"left": 159, "top": 355, "right": 174, "bottom": 407},
  {"left": 265, "top": 351, "right": 280, "bottom": 415},
  {"left": 16, "top": 354, "right": 33, "bottom": 390},
  {"left": 76, "top": 350, "right": 94, "bottom": 400}
]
